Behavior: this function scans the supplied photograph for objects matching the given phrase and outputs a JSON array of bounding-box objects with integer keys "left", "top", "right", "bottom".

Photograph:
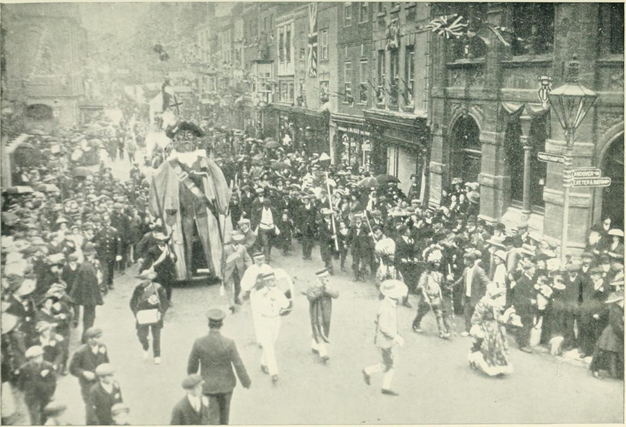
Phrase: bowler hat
[
  {"left": 182, "top": 374, "right": 204, "bottom": 390},
  {"left": 95, "top": 363, "right": 115, "bottom": 376},
  {"left": 84, "top": 326, "right": 103, "bottom": 339}
]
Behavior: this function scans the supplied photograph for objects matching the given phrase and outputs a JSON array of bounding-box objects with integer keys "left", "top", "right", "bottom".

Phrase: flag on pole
[
  {"left": 307, "top": 3, "right": 318, "bottom": 77},
  {"left": 425, "top": 14, "right": 468, "bottom": 39}
]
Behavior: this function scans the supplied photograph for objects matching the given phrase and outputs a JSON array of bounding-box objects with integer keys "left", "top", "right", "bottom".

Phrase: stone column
[{"left": 521, "top": 135, "right": 533, "bottom": 219}]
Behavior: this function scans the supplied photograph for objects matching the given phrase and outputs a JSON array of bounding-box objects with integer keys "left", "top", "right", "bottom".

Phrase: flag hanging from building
[{"left": 307, "top": 3, "right": 318, "bottom": 77}]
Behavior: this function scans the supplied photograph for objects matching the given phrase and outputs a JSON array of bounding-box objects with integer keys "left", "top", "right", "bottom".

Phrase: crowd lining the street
[{"left": 1, "top": 112, "right": 624, "bottom": 425}]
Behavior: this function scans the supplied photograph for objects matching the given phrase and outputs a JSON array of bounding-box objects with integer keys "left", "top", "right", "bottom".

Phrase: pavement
[{"left": 20, "top": 155, "right": 626, "bottom": 424}]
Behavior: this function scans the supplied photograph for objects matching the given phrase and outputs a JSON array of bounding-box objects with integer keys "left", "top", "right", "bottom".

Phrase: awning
[
  {"left": 525, "top": 103, "right": 550, "bottom": 118},
  {"left": 501, "top": 102, "right": 525, "bottom": 117}
]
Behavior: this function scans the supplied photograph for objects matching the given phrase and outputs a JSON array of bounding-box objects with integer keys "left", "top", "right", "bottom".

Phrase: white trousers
[{"left": 258, "top": 316, "right": 281, "bottom": 375}]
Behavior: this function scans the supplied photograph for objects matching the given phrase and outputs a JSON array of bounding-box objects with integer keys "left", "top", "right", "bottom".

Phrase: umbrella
[
  {"left": 357, "top": 177, "right": 379, "bottom": 188},
  {"left": 35, "top": 183, "right": 60, "bottom": 193},
  {"left": 271, "top": 161, "right": 290, "bottom": 171},
  {"left": 244, "top": 137, "right": 256, "bottom": 143},
  {"left": 264, "top": 140, "right": 280, "bottom": 149},
  {"left": 4, "top": 186, "right": 34, "bottom": 194},
  {"left": 73, "top": 167, "right": 93, "bottom": 177},
  {"left": 375, "top": 174, "right": 400, "bottom": 184}
]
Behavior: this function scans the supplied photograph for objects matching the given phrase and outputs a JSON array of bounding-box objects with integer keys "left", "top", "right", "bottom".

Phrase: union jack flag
[
  {"left": 425, "top": 14, "right": 468, "bottom": 39},
  {"left": 307, "top": 3, "right": 318, "bottom": 77}
]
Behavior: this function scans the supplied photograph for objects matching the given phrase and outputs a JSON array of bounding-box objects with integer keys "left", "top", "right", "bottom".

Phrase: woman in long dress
[{"left": 468, "top": 283, "right": 516, "bottom": 377}]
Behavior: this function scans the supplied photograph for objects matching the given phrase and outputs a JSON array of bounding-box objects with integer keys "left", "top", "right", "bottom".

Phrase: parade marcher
[
  {"left": 129, "top": 270, "right": 169, "bottom": 365},
  {"left": 297, "top": 193, "right": 318, "bottom": 260},
  {"left": 412, "top": 247, "right": 451, "bottom": 338},
  {"left": 455, "top": 252, "right": 489, "bottom": 337},
  {"left": 239, "top": 252, "right": 269, "bottom": 346},
  {"left": 251, "top": 269, "right": 290, "bottom": 383},
  {"left": 69, "top": 243, "right": 104, "bottom": 343},
  {"left": 93, "top": 213, "right": 122, "bottom": 291},
  {"left": 468, "top": 283, "right": 518, "bottom": 377},
  {"left": 111, "top": 403, "right": 131, "bottom": 426},
  {"left": 222, "top": 231, "right": 252, "bottom": 313},
  {"left": 19, "top": 346, "right": 57, "bottom": 425},
  {"left": 187, "top": 308, "right": 251, "bottom": 425},
  {"left": 88, "top": 363, "right": 124, "bottom": 425},
  {"left": 69, "top": 327, "right": 110, "bottom": 418},
  {"left": 305, "top": 269, "right": 339, "bottom": 363},
  {"left": 170, "top": 374, "right": 213, "bottom": 425},
  {"left": 318, "top": 208, "right": 336, "bottom": 274},
  {"left": 237, "top": 218, "right": 257, "bottom": 253},
  {"left": 252, "top": 198, "right": 279, "bottom": 263},
  {"left": 362, "top": 279, "right": 408, "bottom": 396},
  {"left": 141, "top": 230, "right": 177, "bottom": 304}
]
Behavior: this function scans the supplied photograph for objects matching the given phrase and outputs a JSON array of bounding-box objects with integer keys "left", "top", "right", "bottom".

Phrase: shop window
[
  {"left": 511, "top": 3, "right": 554, "bottom": 56},
  {"left": 344, "top": 3, "right": 353, "bottom": 26},
  {"left": 344, "top": 61, "right": 352, "bottom": 102},
  {"left": 404, "top": 45, "right": 415, "bottom": 105},
  {"left": 451, "top": 3, "right": 487, "bottom": 60},
  {"left": 320, "top": 30, "right": 329, "bottom": 60},
  {"left": 389, "top": 49, "right": 399, "bottom": 106},
  {"left": 320, "top": 80, "right": 330, "bottom": 103},
  {"left": 280, "top": 81, "right": 288, "bottom": 102},
  {"left": 359, "top": 60, "right": 368, "bottom": 103},
  {"left": 360, "top": 2, "right": 368, "bottom": 23},
  {"left": 377, "top": 49, "right": 386, "bottom": 104}
]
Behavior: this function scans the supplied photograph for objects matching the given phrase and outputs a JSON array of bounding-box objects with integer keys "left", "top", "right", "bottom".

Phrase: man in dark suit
[
  {"left": 510, "top": 262, "right": 537, "bottom": 353},
  {"left": 69, "top": 327, "right": 110, "bottom": 417},
  {"left": 141, "top": 231, "right": 177, "bottom": 303},
  {"left": 69, "top": 244, "right": 104, "bottom": 343},
  {"left": 187, "top": 309, "right": 251, "bottom": 425},
  {"left": 297, "top": 194, "right": 318, "bottom": 260},
  {"left": 88, "top": 363, "right": 123, "bottom": 425},
  {"left": 170, "top": 374, "right": 213, "bottom": 425},
  {"left": 19, "top": 346, "right": 57, "bottom": 425},
  {"left": 251, "top": 199, "right": 279, "bottom": 263},
  {"left": 455, "top": 252, "right": 489, "bottom": 335}
]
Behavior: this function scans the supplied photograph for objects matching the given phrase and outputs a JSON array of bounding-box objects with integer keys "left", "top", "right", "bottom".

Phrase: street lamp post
[{"left": 548, "top": 55, "right": 598, "bottom": 264}]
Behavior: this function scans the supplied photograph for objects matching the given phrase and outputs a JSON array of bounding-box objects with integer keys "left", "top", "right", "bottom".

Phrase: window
[
  {"left": 320, "top": 30, "right": 329, "bottom": 60},
  {"left": 280, "top": 81, "right": 288, "bottom": 101},
  {"left": 320, "top": 80, "right": 330, "bottom": 103},
  {"left": 288, "top": 82, "right": 294, "bottom": 102},
  {"left": 278, "top": 29, "right": 284, "bottom": 62},
  {"left": 404, "top": 45, "right": 415, "bottom": 105},
  {"left": 359, "top": 60, "right": 368, "bottom": 103},
  {"left": 286, "top": 28, "right": 291, "bottom": 62},
  {"left": 452, "top": 3, "right": 488, "bottom": 59},
  {"left": 377, "top": 50, "right": 385, "bottom": 104},
  {"left": 344, "top": 4, "right": 352, "bottom": 26},
  {"left": 360, "top": 2, "right": 368, "bottom": 23},
  {"left": 300, "top": 47, "right": 306, "bottom": 61},
  {"left": 344, "top": 61, "right": 352, "bottom": 101},
  {"left": 389, "top": 49, "right": 399, "bottom": 106},
  {"left": 600, "top": 3, "right": 625, "bottom": 55},
  {"left": 377, "top": 2, "right": 385, "bottom": 13},
  {"left": 511, "top": 3, "right": 554, "bottom": 56}
]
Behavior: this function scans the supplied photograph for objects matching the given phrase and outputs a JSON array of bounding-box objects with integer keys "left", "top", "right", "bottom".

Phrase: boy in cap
[
  {"left": 223, "top": 231, "right": 252, "bottom": 313},
  {"left": 237, "top": 218, "right": 257, "bottom": 252},
  {"left": 362, "top": 280, "right": 408, "bottom": 396},
  {"left": 170, "top": 374, "right": 212, "bottom": 425},
  {"left": 111, "top": 403, "right": 131, "bottom": 426},
  {"left": 69, "top": 327, "right": 110, "bottom": 412},
  {"left": 34, "top": 321, "right": 64, "bottom": 373},
  {"left": 19, "top": 346, "right": 57, "bottom": 425},
  {"left": 88, "top": 363, "right": 123, "bottom": 425},
  {"left": 187, "top": 308, "right": 251, "bottom": 425},
  {"left": 305, "top": 269, "right": 340, "bottom": 363}
]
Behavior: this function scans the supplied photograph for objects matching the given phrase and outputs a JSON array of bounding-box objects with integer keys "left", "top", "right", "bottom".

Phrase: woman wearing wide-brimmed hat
[
  {"left": 129, "top": 270, "right": 169, "bottom": 365},
  {"left": 590, "top": 288, "right": 624, "bottom": 379}
]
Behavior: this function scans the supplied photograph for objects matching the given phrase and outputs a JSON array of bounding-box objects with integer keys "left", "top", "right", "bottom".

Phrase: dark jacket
[
  {"left": 88, "top": 381, "right": 123, "bottom": 425},
  {"left": 18, "top": 360, "right": 56, "bottom": 402},
  {"left": 187, "top": 329, "right": 251, "bottom": 394},
  {"left": 129, "top": 281, "right": 169, "bottom": 328},
  {"left": 170, "top": 395, "right": 213, "bottom": 425},
  {"left": 510, "top": 273, "right": 536, "bottom": 315},
  {"left": 69, "top": 261, "right": 103, "bottom": 307},
  {"left": 69, "top": 344, "right": 110, "bottom": 392},
  {"left": 456, "top": 264, "right": 489, "bottom": 307},
  {"left": 141, "top": 245, "right": 177, "bottom": 285}
]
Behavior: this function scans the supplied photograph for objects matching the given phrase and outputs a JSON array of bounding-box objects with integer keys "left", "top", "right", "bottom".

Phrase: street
[{"left": 50, "top": 153, "right": 623, "bottom": 425}]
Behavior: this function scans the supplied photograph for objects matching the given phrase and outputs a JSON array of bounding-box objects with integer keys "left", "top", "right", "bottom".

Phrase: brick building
[{"left": 428, "top": 3, "right": 624, "bottom": 250}]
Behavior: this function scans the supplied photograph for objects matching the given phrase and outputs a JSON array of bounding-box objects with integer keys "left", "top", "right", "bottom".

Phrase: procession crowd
[{"left": 1, "top": 112, "right": 624, "bottom": 426}]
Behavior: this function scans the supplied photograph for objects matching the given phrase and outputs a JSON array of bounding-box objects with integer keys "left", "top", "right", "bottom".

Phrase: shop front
[
  {"left": 364, "top": 109, "right": 430, "bottom": 200},
  {"left": 271, "top": 104, "right": 330, "bottom": 154},
  {"left": 332, "top": 113, "right": 372, "bottom": 173}
]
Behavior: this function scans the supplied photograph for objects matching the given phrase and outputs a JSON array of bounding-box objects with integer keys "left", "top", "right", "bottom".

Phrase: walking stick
[
  {"left": 325, "top": 172, "right": 340, "bottom": 252},
  {"left": 446, "top": 264, "right": 458, "bottom": 336}
]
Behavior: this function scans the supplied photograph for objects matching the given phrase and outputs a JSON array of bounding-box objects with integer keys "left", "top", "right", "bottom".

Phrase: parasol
[
  {"left": 264, "top": 140, "right": 280, "bottom": 149},
  {"left": 357, "top": 176, "right": 379, "bottom": 188},
  {"left": 73, "top": 167, "right": 93, "bottom": 177},
  {"left": 4, "top": 186, "right": 34, "bottom": 194},
  {"left": 375, "top": 174, "right": 400, "bottom": 184}
]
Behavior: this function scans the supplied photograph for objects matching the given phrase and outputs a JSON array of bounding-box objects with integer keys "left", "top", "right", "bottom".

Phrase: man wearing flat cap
[
  {"left": 170, "top": 375, "right": 213, "bottom": 425},
  {"left": 223, "top": 231, "right": 252, "bottom": 313},
  {"left": 187, "top": 308, "right": 250, "bottom": 425},
  {"left": 69, "top": 327, "right": 110, "bottom": 417},
  {"left": 88, "top": 363, "right": 124, "bottom": 425},
  {"left": 19, "top": 346, "right": 57, "bottom": 425}
]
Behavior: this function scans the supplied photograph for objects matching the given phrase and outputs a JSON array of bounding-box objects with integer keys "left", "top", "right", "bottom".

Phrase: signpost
[
  {"left": 537, "top": 152, "right": 568, "bottom": 164},
  {"left": 570, "top": 177, "right": 612, "bottom": 188},
  {"left": 570, "top": 168, "right": 602, "bottom": 179}
]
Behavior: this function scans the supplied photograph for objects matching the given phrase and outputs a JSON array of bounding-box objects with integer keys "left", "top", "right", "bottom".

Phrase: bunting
[{"left": 307, "top": 3, "right": 318, "bottom": 77}]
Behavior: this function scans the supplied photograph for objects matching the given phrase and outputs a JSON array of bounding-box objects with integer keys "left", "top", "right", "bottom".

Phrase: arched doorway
[
  {"left": 600, "top": 135, "right": 624, "bottom": 229},
  {"left": 451, "top": 115, "right": 481, "bottom": 183}
]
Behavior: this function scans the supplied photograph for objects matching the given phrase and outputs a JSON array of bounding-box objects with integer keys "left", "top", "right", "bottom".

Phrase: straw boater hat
[
  {"left": 608, "top": 229, "right": 624, "bottom": 238},
  {"left": 605, "top": 289, "right": 624, "bottom": 304},
  {"left": 153, "top": 231, "right": 170, "bottom": 241},
  {"left": 379, "top": 280, "right": 408, "bottom": 299},
  {"left": 230, "top": 231, "right": 245, "bottom": 243},
  {"left": 135, "top": 270, "right": 157, "bottom": 281}
]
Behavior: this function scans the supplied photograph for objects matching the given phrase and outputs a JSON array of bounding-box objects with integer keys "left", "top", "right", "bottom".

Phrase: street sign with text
[
  {"left": 538, "top": 152, "right": 567, "bottom": 164},
  {"left": 571, "top": 168, "right": 602, "bottom": 179},
  {"left": 570, "top": 177, "right": 612, "bottom": 188}
]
